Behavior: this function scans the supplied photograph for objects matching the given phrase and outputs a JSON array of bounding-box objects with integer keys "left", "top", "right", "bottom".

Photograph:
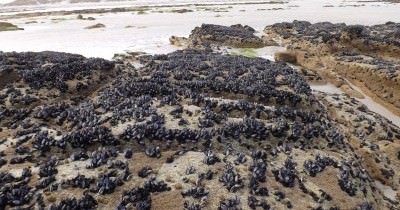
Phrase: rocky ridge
[
  {"left": 1, "top": 21, "right": 400, "bottom": 209},
  {"left": 264, "top": 21, "right": 400, "bottom": 115},
  {"left": 170, "top": 24, "right": 266, "bottom": 49}
]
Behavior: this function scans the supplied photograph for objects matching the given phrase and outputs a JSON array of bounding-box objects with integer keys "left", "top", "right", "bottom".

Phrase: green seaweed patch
[
  {"left": 0, "top": 22, "right": 23, "bottom": 32},
  {"left": 230, "top": 48, "right": 257, "bottom": 58}
]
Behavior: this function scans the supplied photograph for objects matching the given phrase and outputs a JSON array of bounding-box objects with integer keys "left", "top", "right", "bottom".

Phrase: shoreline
[
  {"left": 1, "top": 3, "right": 400, "bottom": 208},
  {"left": 0, "top": 0, "right": 287, "bottom": 18}
]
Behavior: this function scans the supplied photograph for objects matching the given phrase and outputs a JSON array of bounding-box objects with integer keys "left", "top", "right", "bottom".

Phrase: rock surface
[
  {"left": 0, "top": 22, "right": 23, "bottom": 32},
  {"left": 170, "top": 24, "right": 265, "bottom": 48},
  {"left": 264, "top": 21, "right": 400, "bottom": 115},
  {"left": 85, "top": 23, "right": 106, "bottom": 29},
  {"left": 274, "top": 51, "right": 297, "bottom": 63},
  {"left": 0, "top": 49, "right": 399, "bottom": 209}
]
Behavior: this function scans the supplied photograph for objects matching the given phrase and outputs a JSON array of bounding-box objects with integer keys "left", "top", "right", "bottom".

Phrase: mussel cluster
[
  {"left": 267, "top": 20, "right": 400, "bottom": 47},
  {"left": 188, "top": 24, "right": 264, "bottom": 48},
  {"left": 0, "top": 49, "right": 388, "bottom": 209},
  {"left": 0, "top": 51, "right": 114, "bottom": 92}
]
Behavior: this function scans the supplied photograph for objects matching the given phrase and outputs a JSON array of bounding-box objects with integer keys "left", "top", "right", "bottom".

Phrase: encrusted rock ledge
[
  {"left": 0, "top": 49, "right": 399, "bottom": 210},
  {"left": 170, "top": 24, "right": 266, "bottom": 49},
  {"left": 263, "top": 21, "right": 400, "bottom": 115}
]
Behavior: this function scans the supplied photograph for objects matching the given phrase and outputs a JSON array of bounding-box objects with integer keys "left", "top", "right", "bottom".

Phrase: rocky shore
[
  {"left": 263, "top": 21, "right": 400, "bottom": 116},
  {"left": 170, "top": 24, "right": 265, "bottom": 49},
  {"left": 1, "top": 20, "right": 400, "bottom": 210}
]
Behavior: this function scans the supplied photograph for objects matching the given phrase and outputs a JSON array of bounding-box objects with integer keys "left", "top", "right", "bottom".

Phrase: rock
[
  {"left": 0, "top": 22, "right": 23, "bottom": 31},
  {"left": 173, "top": 23, "right": 265, "bottom": 48},
  {"left": 0, "top": 68, "right": 20, "bottom": 89},
  {"left": 340, "top": 84, "right": 365, "bottom": 99},
  {"left": 25, "top": 21, "right": 38, "bottom": 24},
  {"left": 274, "top": 51, "right": 297, "bottom": 63},
  {"left": 78, "top": 14, "right": 95, "bottom": 21},
  {"left": 0, "top": 47, "right": 396, "bottom": 210},
  {"left": 84, "top": 23, "right": 105, "bottom": 29},
  {"left": 230, "top": 24, "right": 256, "bottom": 33},
  {"left": 262, "top": 35, "right": 280, "bottom": 46},
  {"left": 0, "top": 51, "right": 114, "bottom": 91},
  {"left": 170, "top": 9, "right": 193, "bottom": 13},
  {"left": 265, "top": 20, "right": 400, "bottom": 113},
  {"left": 169, "top": 36, "right": 189, "bottom": 47},
  {"left": 342, "top": 25, "right": 368, "bottom": 39}
]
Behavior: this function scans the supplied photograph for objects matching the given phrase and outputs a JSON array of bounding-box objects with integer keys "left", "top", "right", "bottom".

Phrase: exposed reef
[
  {"left": 0, "top": 48, "right": 399, "bottom": 209},
  {"left": 85, "top": 23, "right": 106, "bottom": 29},
  {"left": 0, "top": 22, "right": 23, "bottom": 32},
  {"left": 264, "top": 20, "right": 400, "bottom": 115},
  {"left": 170, "top": 24, "right": 266, "bottom": 49}
]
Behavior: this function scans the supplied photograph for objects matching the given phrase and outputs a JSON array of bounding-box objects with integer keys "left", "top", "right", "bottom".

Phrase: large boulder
[{"left": 171, "top": 24, "right": 265, "bottom": 49}]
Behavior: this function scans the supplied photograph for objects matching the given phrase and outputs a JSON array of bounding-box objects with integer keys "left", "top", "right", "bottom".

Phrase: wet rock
[
  {"left": 0, "top": 48, "right": 393, "bottom": 209},
  {"left": 0, "top": 22, "right": 23, "bottom": 31},
  {"left": 343, "top": 25, "right": 368, "bottom": 39},
  {"left": 172, "top": 24, "right": 265, "bottom": 48},
  {"left": 0, "top": 51, "right": 114, "bottom": 91},
  {"left": 275, "top": 51, "right": 297, "bottom": 63},
  {"left": 85, "top": 23, "right": 106, "bottom": 29}
]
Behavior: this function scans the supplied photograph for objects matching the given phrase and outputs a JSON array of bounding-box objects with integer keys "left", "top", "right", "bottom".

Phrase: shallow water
[
  {"left": 309, "top": 82, "right": 400, "bottom": 127},
  {"left": 345, "top": 79, "right": 400, "bottom": 127},
  {"left": 310, "top": 83, "right": 344, "bottom": 95},
  {"left": 0, "top": 0, "right": 282, "bottom": 14},
  {"left": 0, "top": 0, "right": 400, "bottom": 58},
  {"left": 255, "top": 46, "right": 286, "bottom": 60},
  {"left": 374, "top": 180, "right": 397, "bottom": 201}
]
